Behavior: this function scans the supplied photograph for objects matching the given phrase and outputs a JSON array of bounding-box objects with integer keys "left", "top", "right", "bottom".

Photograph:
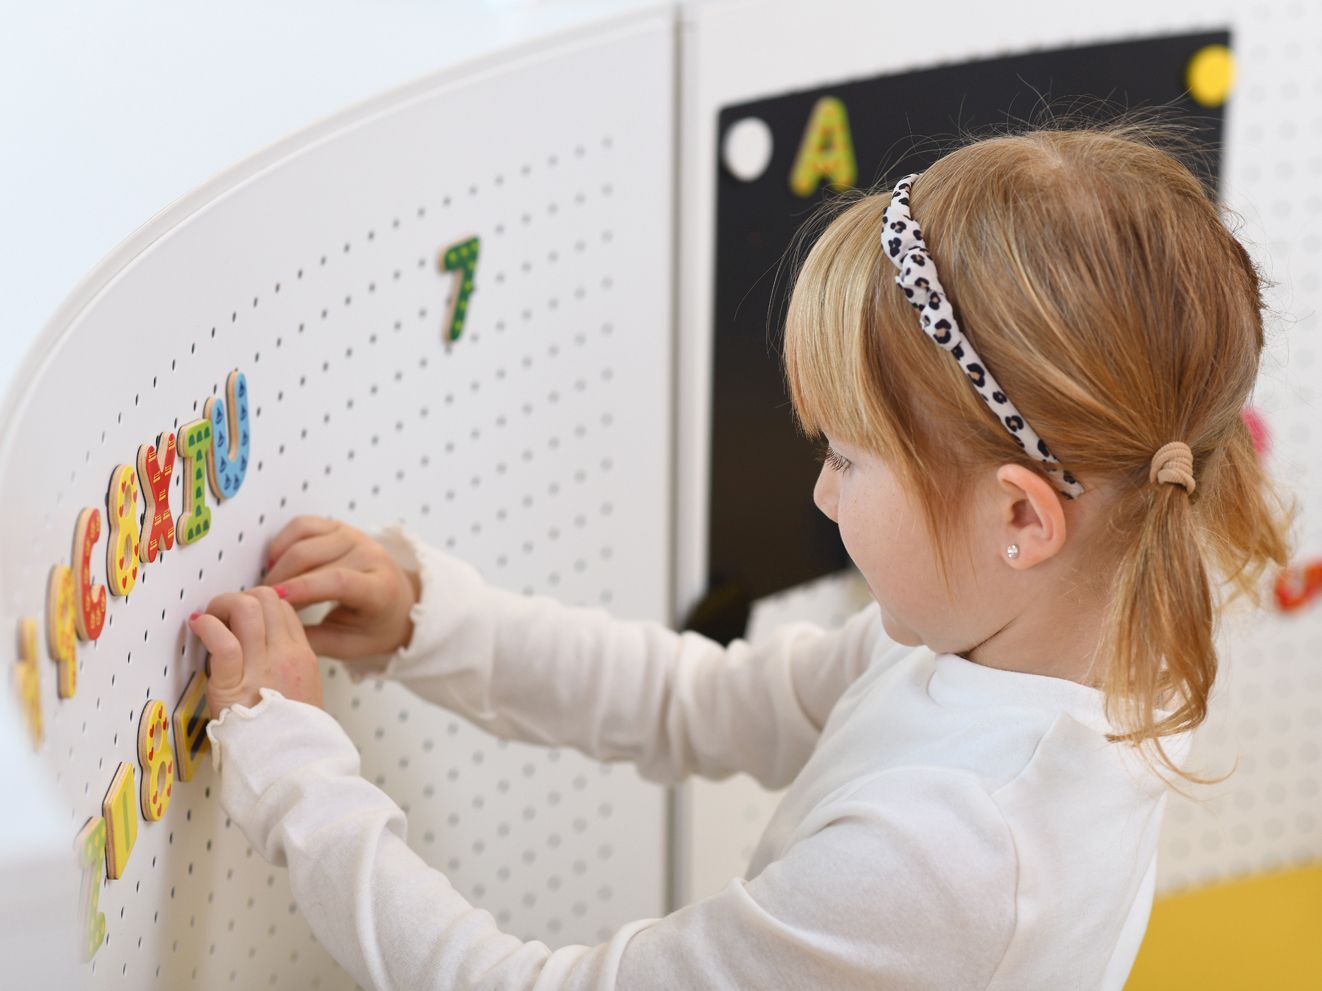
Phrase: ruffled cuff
[
  {"left": 204, "top": 688, "right": 367, "bottom": 863},
  {"left": 204, "top": 685, "right": 292, "bottom": 774}
]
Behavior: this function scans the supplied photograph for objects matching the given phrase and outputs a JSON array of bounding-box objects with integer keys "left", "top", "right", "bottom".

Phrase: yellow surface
[
  {"left": 1126, "top": 860, "right": 1322, "bottom": 989},
  {"left": 137, "top": 699, "right": 175, "bottom": 821},
  {"left": 173, "top": 670, "right": 211, "bottom": 782},
  {"left": 105, "top": 462, "right": 141, "bottom": 596},
  {"left": 45, "top": 563, "right": 78, "bottom": 698},
  {"left": 13, "top": 616, "right": 42, "bottom": 748},
  {"left": 1186, "top": 44, "right": 1235, "bottom": 107},
  {"left": 101, "top": 762, "right": 138, "bottom": 880}
]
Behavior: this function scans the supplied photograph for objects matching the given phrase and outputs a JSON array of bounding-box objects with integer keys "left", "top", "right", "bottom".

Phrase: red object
[
  {"left": 1242, "top": 406, "right": 1270, "bottom": 457},
  {"left": 1274, "top": 560, "right": 1322, "bottom": 612},
  {"left": 189, "top": 611, "right": 200, "bottom": 620},
  {"left": 73, "top": 507, "right": 107, "bottom": 641},
  {"left": 275, "top": 585, "right": 288, "bottom": 599},
  {"left": 137, "top": 432, "right": 177, "bottom": 563}
]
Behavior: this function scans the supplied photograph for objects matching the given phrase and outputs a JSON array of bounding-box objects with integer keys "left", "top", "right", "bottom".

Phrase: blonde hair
[{"left": 779, "top": 108, "right": 1294, "bottom": 792}]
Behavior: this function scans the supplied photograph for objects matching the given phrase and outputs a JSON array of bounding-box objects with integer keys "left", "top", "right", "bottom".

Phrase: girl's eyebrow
[{"left": 832, "top": 439, "right": 869, "bottom": 464}]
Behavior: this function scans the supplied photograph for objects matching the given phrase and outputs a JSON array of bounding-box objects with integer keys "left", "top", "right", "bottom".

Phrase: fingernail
[
  {"left": 189, "top": 611, "right": 200, "bottom": 620},
  {"left": 275, "top": 585, "right": 288, "bottom": 599}
]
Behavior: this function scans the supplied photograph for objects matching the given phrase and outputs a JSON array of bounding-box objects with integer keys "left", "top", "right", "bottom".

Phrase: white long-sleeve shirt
[{"left": 206, "top": 522, "right": 1192, "bottom": 991}]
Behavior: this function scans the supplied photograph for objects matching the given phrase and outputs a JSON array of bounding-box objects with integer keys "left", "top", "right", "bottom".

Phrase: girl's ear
[{"left": 994, "top": 463, "right": 1067, "bottom": 568}]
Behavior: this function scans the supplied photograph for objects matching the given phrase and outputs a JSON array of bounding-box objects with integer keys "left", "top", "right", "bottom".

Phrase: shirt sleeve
[
  {"left": 331, "top": 523, "right": 891, "bottom": 790},
  {"left": 206, "top": 690, "right": 1019, "bottom": 991}
]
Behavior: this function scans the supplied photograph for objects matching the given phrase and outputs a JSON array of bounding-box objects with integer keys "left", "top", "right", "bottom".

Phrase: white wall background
[{"left": 0, "top": 0, "right": 658, "bottom": 402}]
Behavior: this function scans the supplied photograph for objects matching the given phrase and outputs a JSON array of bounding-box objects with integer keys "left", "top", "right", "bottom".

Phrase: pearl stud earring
[{"left": 1006, "top": 544, "right": 1020, "bottom": 560}]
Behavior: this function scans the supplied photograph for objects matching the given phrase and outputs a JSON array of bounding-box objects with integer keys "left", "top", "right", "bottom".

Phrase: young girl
[{"left": 188, "top": 117, "right": 1291, "bottom": 990}]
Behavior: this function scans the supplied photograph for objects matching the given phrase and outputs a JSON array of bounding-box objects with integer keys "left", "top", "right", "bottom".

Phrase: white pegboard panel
[
  {"left": 676, "top": 0, "right": 1321, "bottom": 904},
  {"left": 1, "top": 5, "right": 676, "bottom": 988}
]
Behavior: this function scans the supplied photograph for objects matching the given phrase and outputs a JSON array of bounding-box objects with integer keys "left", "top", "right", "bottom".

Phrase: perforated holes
[{"left": 43, "top": 128, "right": 656, "bottom": 981}]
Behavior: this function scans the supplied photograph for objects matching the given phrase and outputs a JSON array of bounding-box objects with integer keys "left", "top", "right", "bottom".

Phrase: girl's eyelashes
[{"left": 815, "top": 440, "right": 851, "bottom": 473}]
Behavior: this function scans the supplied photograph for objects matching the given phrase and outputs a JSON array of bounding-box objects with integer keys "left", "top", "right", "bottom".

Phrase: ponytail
[
  {"left": 1097, "top": 414, "right": 1293, "bottom": 797},
  {"left": 1199, "top": 413, "right": 1295, "bottom": 606}
]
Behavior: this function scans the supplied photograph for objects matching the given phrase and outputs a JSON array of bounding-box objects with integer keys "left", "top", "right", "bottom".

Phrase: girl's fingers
[
  {"left": 303, "top": 620, "right": 373, "bottom": 661},
  {"left": 275, "top": 563, "right": 380, "bottom": 611},
  {"left": 277, "top": 598, "right": 305, "bottom": 642},
  {"left": 245, "top": 586, "right": 290, "bottom": 645},
  {"left": 265, "top": 515, "right": 340, "bottom": 574},
  {"left": 187, "top": 613, "right": 244, "bottom": 689},
  {"left": 264, "top": 529, "right": 356, "bottom": 587},
  {"left": 206, "top": 591, "right": 267, "bottom": 660}
]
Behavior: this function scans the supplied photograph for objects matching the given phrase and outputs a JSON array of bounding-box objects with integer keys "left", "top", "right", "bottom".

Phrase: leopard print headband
[{"left": 881, "top": 172, "right": 1086, "bottom": 499}]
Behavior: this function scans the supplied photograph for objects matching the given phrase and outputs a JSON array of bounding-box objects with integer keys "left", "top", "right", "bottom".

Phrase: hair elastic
[
  {"left": 1149, "top": 441, "right": 1196, "bottom": 494},
  {"left": 880, "top": 172, "right": 1085, "bottom": 500}
]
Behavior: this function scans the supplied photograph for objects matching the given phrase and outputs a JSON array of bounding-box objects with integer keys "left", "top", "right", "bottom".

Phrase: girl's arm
[
  {"left": 343, "top": 523, "right": 895, "bottom": 790},
  {"left": 206, "top": 692, "right": 1017, "bottom": 991}
]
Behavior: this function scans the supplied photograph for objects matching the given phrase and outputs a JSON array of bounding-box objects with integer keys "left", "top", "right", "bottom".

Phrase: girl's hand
[
  {"left": 187, "top": 586, "right": 324, "bottom": 714},
  {"left": 261, "top": 515, "right": 421, "bottom": 663}
]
